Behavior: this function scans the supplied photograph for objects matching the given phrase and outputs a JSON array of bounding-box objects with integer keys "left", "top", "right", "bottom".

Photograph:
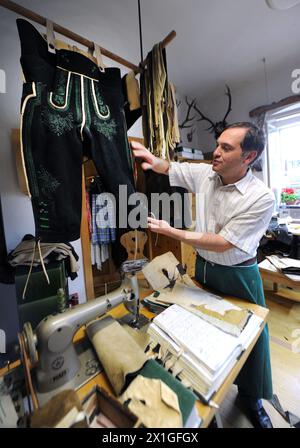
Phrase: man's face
[{"left": 212, "top": 128, "right": 256, "bottom": 179}]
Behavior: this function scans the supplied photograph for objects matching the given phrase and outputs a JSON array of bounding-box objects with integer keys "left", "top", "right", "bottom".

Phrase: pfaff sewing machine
[{"left": 18, "top": 232, "right": 149, "bottom": 406}]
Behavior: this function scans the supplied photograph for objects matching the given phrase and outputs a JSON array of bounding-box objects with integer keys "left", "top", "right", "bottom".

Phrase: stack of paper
[
  {"left": 147, "top": 304, "right": 263, "bottom": 402},
  {"left": 144, "top": 282, "right": 252, "bottom": 337}
]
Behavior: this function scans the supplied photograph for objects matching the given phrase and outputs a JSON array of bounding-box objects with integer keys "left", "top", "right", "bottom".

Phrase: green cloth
[
  {"left": 195, "top": 257, "right": 273, "bottom": 400},
  {"left": 134, "top": 359, "right": 197, "bottom": 425}
]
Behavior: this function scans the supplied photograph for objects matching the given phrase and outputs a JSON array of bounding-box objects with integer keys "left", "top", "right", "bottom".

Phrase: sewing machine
[{"left": 18, "top": 232, "right": 149, "bottom": 407}]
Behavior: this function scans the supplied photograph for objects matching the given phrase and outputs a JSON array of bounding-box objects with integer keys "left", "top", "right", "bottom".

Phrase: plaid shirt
[{"left": 91, "top": 194, "right": 116, "bottom": 245}]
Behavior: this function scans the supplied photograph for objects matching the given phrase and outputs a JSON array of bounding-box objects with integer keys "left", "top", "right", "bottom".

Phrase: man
[{"left": 131, "top": 123, "right": 275, "bottom": 428}]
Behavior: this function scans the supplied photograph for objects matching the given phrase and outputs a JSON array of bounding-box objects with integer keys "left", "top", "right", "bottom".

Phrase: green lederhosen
[{"left": 195, "top": 256, "right": 273, "bottom": 400}]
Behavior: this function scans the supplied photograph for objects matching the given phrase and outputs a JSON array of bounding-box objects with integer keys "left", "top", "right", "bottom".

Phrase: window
[{"left": 266, "top": 102, "right": 300, "bottom": 214}]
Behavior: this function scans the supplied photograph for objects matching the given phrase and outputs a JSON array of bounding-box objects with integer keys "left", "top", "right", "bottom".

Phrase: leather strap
[
  {"left": 46, "top": 19, "right": 56, "bottom": 54},
  {"left": 93, "top": 43, "right": 105, "bottom": 72}
]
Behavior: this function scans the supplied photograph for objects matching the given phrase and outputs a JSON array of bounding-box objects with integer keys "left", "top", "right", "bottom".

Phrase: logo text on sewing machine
[
  {"left": 0, "top": 69, "right": 6, "bottom": 93},
  {"left": 291, "top": 69, "right": 300, "bottom": 94},
  {"left": 0, "top": 329, "right": 6, "bottom": 354},
  {"left": 52, "top": 369, "right": 68, "bottom": 383}
]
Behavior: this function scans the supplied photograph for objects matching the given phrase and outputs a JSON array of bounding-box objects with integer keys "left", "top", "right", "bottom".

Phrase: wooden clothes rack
[{"left": 0, "top": 0, "right": 176, "bottom": 72}]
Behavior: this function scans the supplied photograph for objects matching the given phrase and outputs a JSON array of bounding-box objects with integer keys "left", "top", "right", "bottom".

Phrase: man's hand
[
  {"left": 130, "top": 141, "right": 169, "bottom": 175},
  {"left": 147, "top": 217, "right": 173, "bottom": 236},
  {"left": 148, "top": 217, "right": 234, "bottom": 253}
]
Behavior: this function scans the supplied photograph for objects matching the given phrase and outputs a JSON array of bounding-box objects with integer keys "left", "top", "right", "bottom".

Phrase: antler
[
  {"left": 178, "top": 97, "right": 197, "bottom": 129},
  {"left": 223, "top": 85, "right": 232, "bottom": 122},
  {"left": 193, "top": 102, "right": 216, "bottom": 132}
]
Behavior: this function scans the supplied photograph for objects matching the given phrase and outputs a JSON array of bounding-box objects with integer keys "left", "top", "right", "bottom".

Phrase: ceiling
[{"left": 3, "top": 0, "right": 300, "bottom": 99}]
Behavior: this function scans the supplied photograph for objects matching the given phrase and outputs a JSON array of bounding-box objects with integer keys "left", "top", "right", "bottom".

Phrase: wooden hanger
[{"left": 120, "top": 230, "right": 147, "bottom": 261}]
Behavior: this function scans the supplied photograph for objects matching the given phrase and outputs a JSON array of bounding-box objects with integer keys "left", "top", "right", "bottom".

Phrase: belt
[{"left": 196, "top": 254, "right": 257, "bottom": 267}]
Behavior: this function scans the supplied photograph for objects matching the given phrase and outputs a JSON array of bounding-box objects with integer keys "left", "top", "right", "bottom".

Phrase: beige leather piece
[
  {"left": 120, "top": 376, "right": 182, "bottom": 428},
  {"left": 42, "top": 34, "right": 97, "bottom": 63},
  {"left": 46, "top": 19, "right": 56, "bottom": 54},
  {"left": 123, "top": 325, "right": 150, "bottom": 352},
  {"left": 30, "top": 390, "right": 86, "bottom": 428},
  {"left": 86, "top": 317, "right": 148, "bottom": 395},
  {"left": 125, "top": 71, "right": 140, "bottom": 111},
  {"left": 93, "top": 43, "right": 106, "bottom": 71}
]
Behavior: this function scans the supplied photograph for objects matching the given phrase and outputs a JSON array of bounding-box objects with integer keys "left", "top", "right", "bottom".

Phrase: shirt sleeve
[
  {"left": 169, "top": 162, "right": 211, "bottom": 193},
  {"left": 219, "top": 192, "right": 275, "bottom": 255}
]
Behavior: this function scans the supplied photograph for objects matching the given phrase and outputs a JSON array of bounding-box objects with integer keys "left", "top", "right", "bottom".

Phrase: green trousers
[{"left": 195, "top": 256, "right": 273, "bottom": 400}]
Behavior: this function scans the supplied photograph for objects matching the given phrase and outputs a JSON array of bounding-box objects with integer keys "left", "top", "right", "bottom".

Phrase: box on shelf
[{"left": 175, "top": 146, "right": 204, "bottom": 160}]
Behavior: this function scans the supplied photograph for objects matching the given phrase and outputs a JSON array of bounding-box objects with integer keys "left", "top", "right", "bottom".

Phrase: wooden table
[
  {"left": 75, "top": 287, "right": 269, "bottom": 429},
  {"left": 259, "top": 260, "right": 300, "bottom": 302},
  {"left": 0, "top": 284, "right": 269, "bottom": 428}
]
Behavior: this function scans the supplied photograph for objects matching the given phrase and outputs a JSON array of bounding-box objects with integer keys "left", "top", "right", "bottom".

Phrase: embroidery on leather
[
  {"left": 52, "top": 70, "right": 68, "bottom": 106},
  {"left": 93, "top": 117, "right": 117, "bottom": 140},
  {"left": 94, "top": 88, "right": 110, "bottom": 118},
  {"left": 37, "top": 165, "right": 61, "bottom": 198},
  {"left": 41, "top": 109, "right": 74, "bottom": 136},
  {"left": 90, "top": 80, "right": 110, "bottom": 120}
]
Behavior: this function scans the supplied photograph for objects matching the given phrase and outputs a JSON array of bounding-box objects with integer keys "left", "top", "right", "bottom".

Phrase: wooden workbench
[
  {"left": 75, "top": 287, "right": 269, "bottom": 429},
  {"left": 259, "top": 260, "right": 300, "bottom": 302},
  {"left": 0, "top": 283, "right": 269, "bottom": 428}
]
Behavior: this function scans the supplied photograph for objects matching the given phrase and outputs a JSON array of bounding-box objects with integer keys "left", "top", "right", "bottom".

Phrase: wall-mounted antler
[
  {"left": 178, "top": 96, "right": 197, "bottom": 130},
  {"left": 193, "top": 85, "right": 232, "bottom": 140}
]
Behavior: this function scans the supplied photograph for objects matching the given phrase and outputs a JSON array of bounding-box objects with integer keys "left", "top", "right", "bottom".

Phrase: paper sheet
[
  {"left": 153, "top": 305, "right": 240, "bottom": 372},
  {"left": 260, "top": 256, "right": 300, "bottom": 282}
]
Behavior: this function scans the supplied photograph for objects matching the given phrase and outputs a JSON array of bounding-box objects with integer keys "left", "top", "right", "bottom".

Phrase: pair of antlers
[{"left": 178, "top": 85, "right": 232, "bottom": 139}]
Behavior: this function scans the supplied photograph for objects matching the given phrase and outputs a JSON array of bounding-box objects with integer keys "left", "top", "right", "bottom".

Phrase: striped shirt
[{"left": 169, "top": 162, "right": 275, "bottom": 266}]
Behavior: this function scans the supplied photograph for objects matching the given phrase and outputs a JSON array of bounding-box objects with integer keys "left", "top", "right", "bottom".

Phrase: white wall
[{"left": 195, "top": 61, "right": 298, "bottom": 152}]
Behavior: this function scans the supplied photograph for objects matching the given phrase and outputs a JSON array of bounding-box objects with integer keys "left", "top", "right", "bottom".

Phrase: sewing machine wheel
[{"left": 22, "top": 322, "right": 38, "bottom": 365}]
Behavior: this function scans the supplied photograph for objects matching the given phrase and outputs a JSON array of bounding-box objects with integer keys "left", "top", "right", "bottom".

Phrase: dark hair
[{"left": 224, "top": 122, "right": 266, "bottom": 161}]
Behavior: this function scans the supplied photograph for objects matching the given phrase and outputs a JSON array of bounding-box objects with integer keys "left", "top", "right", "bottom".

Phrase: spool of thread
[{"left": 57, "top": 288, "right": 67, "bottom": 313}]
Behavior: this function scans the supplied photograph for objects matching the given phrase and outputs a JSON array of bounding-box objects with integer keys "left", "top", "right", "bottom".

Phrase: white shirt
[{"left": 169, "top": 162, "right": 275, "bottom": 266}]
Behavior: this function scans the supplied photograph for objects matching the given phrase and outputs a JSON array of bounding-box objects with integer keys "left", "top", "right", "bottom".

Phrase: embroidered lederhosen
[{"left": 17, "top": 19, "right": 141, "bottom": 264}]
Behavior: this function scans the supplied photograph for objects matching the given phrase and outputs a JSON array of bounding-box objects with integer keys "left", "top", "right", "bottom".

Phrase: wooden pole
[{"left": 0, "top": 0, "right": 176, "bottom": 72}]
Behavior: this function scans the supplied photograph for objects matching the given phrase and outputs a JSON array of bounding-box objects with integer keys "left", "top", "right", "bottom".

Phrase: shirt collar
[{"left": 208, "top": 168, "right": 254, "bottom": 195}]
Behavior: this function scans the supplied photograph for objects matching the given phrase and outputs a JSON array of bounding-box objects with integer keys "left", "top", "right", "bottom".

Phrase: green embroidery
[
  {"left": 93, "top": 117, "right": 117, "bottom": 140},
  {"left": 42, "top": 109, "right": 74, "bottom": 136},
  {"left": 48, "top": 69, "right": 72, "bottom": 111},
  {"left": 37, "top": 165, "right": 61, "bottom": 198},
  {"left": 90, "top": 81, "right": 110, "bottom": 119},
  {"left": 95, "top": 89, "right": 110, "bottom": 117},
  {"left": 52, "top": 70, "right": 68, "bottom": 106}
]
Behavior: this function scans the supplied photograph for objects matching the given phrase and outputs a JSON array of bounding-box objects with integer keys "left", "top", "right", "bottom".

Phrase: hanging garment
[
  {"left": 140, "top": 43, "right": 190, "bottom": 228},
  {"left": 91, "top": 194, "right": 116, "bottom": 245},
  {"left": 167, "top": 83, "right": 181, "bottom": 150},
  {"left": 90, "top": 192, "right": 115, "bottom": 271},
  {"left": 17, "top": 19, "right": 141, "bottom": 248},
  {"left": 141, "top": 43, "right": 168, "bottom": 159},
  {"left": 195, "top": 256, "right": 273, "bottom": 400}
]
